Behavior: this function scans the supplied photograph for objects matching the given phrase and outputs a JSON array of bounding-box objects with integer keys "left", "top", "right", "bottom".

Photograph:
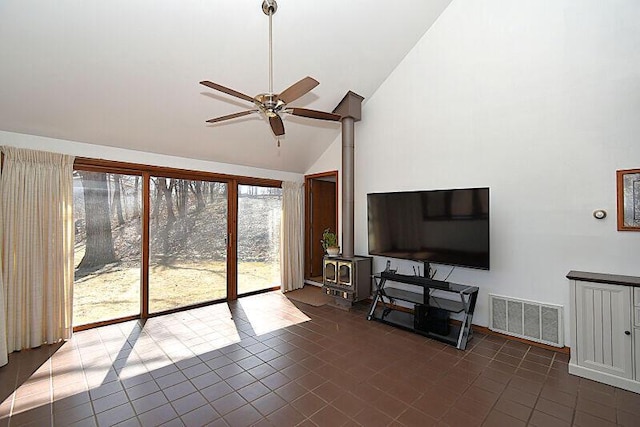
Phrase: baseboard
[{"left": 473, "top": 324, "right": 570, "bottom": 355}]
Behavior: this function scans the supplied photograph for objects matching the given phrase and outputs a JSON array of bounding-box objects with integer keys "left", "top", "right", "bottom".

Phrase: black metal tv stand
[{"left": 367, "top": 271, "right": 479, "bottom": 350}]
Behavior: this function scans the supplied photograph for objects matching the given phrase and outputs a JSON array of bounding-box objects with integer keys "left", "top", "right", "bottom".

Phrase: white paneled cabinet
[
  {"left": 568, "top": 271, "right": 640, "bottom": 394},
  {"left": 574, "top": 281, "right": 632, "bottom": 378}
]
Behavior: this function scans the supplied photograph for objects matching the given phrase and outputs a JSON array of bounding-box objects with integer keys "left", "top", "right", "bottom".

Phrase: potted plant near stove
[{"left": 320, "top": 228, "right": 340, "bottom": 257}]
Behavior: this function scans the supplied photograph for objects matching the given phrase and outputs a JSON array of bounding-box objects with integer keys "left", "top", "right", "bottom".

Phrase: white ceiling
[{"left": 0, "top": 0, "right": 451, "bottom": 173}]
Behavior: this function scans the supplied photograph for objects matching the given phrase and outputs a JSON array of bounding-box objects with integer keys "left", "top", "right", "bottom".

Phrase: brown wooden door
[{"left": 309, "top": 179, "right": 336, "bottom": 278}]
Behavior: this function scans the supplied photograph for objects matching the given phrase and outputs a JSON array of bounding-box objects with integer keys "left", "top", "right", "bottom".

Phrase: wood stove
[{"left": 322, "top": 255, "right": 372, "bottom": 304}]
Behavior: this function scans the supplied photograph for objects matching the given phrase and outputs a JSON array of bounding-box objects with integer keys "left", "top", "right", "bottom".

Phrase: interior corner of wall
[{"left": 304, "top": 137, "right": 341, "bottom": 176}]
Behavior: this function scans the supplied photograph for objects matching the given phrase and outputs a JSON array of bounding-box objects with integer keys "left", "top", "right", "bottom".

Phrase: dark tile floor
[{"left": 1, "top": 290, "right": 639, "bottom": 427}]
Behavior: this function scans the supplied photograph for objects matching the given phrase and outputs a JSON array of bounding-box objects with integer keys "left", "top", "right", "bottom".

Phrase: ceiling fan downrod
[{"left": 262, "top": 0, "right": 277, "bottom": 96}]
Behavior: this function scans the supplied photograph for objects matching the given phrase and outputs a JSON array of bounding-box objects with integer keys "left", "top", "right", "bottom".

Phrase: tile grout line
[
  {"left": 473, "top": 333, "right": 510, "bottom": 424},
  {"left": 462, "top": 335, "right": 548, "bottom": 424}
]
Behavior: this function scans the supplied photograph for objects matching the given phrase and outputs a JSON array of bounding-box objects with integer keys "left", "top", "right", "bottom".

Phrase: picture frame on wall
[{"left": 617, "top": 168, "right": 640, "bottom": 231}]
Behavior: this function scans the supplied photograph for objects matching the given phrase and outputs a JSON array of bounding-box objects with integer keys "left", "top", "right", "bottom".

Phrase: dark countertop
[{"left": 567, "top": 270, "right": 640, "bottom": 287}]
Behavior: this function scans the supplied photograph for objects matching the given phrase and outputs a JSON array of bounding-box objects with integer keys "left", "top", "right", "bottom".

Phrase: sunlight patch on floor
[{"left": 238, "top": 291, "right": 311, "bottom": 336}]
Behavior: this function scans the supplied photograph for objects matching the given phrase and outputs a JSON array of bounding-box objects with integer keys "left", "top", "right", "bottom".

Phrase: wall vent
[{"left": 489, "top": 294, "right": 564, "bottom": 347}]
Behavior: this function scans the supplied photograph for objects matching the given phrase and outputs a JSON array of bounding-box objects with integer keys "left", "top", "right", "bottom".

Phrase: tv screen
[{"left": 367, "top": 188, "right": 490, "bottom": 270}]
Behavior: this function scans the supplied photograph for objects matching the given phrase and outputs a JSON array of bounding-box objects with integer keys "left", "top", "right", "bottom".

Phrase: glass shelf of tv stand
[
  {"left": 379, "top": 287, "right": 465, "bottom": 313},
  {"left": 371, "top": 274, "right": 478, "bottom": 312},
  {"left": 368, "top": 273, "right": 479, "bottom": 350},
  {"left": 370, "top": 307, "right": 464, "bottom": 346}
]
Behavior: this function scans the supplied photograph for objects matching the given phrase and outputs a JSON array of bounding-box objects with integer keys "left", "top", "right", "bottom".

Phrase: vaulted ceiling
[{"left": 0, "top": 0, "right": 452, "bottom": 173}]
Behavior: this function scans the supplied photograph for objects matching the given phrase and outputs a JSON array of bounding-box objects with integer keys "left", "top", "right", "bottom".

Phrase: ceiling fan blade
[
  {"left": 269, "top": 115, "right": 285, "bottom": 136},
  {"left": 277, "top": 77, "right": 319, "bottom": 104},
  {"left": 288, "top": 108, "right": 341, "bottom": 121},
  {"left": 200, "top": 81, "right": 255, "bottom": 103},
  {"left": 205, "top": 109, "right": 258, "bottom": 123}
]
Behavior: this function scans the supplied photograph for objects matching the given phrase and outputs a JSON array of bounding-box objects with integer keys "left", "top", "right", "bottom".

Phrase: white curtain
[
  {"left": 280, "top": 181, "right": 304, "bottom": 292},
  {"left": 1, "top": 146, "right": 75, "bottom": 353},
  {"left": 0, "top": 164, "right": 6, "bottom": 367}
]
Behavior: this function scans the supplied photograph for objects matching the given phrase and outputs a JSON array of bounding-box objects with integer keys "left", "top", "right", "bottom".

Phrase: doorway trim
[{"left": 304, "top": 170, "right": 339, "bottom": 283}]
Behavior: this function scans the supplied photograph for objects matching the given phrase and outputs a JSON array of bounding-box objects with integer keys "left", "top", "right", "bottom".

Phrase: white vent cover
[{"left": 489, "top": 294, "right": 564, "bottom": 347}]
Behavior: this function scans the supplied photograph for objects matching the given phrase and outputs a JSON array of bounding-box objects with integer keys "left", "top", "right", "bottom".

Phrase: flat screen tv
[{"left": 367, "top": 187, "right": 490, "bottom": 270}]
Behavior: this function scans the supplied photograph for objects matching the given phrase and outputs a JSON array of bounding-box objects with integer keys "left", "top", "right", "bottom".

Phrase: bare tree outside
[
  {"left": 112, "top": 174, "right": 125, "bottom": 226},
  {"left": 76, "top": 171, "right": 117, "bottom": 272}
]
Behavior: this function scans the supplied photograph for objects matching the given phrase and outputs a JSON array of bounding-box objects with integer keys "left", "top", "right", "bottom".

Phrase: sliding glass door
[
  {"left": 237, "top": 184, "right": 282, "bottom": 295},
  {"left": 73, "top": 171, "right": 142, "bottom": 326},
  {"left": 148, "top": 178, "right": 228, "bottom": 313},
  {"left": 73, "top": 159, "right": 283, "bottom": 329}
]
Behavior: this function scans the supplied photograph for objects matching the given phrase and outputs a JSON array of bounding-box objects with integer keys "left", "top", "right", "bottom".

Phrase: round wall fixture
[{"left": 593, "top": 209, "right": 607, "bottom": 219}]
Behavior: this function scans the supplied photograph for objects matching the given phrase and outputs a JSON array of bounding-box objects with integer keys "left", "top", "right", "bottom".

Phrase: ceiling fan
[{"left": 200, "top": 0, "right": 341, "bottom": 138}]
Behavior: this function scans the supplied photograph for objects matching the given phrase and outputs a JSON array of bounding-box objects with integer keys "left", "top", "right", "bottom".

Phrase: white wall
[
  {"left": 1, "top": 131, "right": 304, "bottom": 182},
  {"left": 354, "top": 0, "right": 640, "bottom": 345},
  {"left": 305, "top": 139, "right": 341, "bottom": 178}
]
